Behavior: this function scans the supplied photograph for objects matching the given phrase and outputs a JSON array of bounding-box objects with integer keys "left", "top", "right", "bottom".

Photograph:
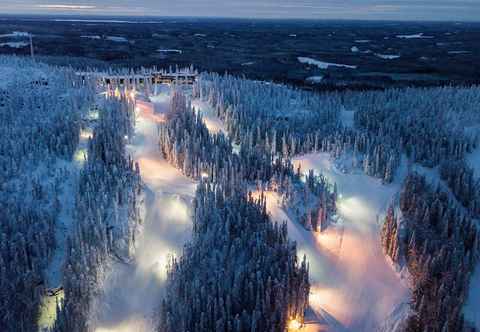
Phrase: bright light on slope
[{"left": 288, "top": 318, "right": 302, "bottom": 330}]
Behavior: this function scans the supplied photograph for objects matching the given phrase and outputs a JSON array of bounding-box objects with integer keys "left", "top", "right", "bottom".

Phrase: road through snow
[{"left": 93, "top": 89, "right": 196, "bottom": 332}]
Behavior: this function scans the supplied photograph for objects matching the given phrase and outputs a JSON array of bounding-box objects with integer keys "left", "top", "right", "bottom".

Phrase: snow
[
  {"left": 396, "top": 33, "right": 433, "bottom": 39},
  {"left": 466, "top": 146, "right": 480, "bottom": 178},
  {"left": 81, "top": 35, "right": 102, "bottom": 40},
  {"left": 354, "top": 40, "right": 370, "bottom": 43},
  {"left": 191, "top": 99, "right": 227, "bottom": 135},
  {"left": 448, "top": 51, "right": 471, "bottom": 54},
  {"left": 106, "top": 36, "right": 128, "bottom": 43},
  {"left": 260, "top": 152, "right": 410, "bottom": 331},
  {"left": 0, "top": 31, "right": 30, "bottom": 38},
  {"left": 351, "top": 46, "right": 359, "bottom": 53},
  {"left": 0, "top": 41, "right": 29, "bottom": 48},
  {"left": 157, "top": 49, "right": 183, "bottom": 54},
  {"left": 465, "top": 145, "right": 480, "bottom": 330},
  {"left": 298, "top": 57, "right": 357, "bottom": 70},
  {"left": 194, "top": 33, "right": 207, "bottom": 37},
  {"left": 465, "top": 264, "right": 480, "bottom": 330},
  {"left": 191, "top": 98, "right": 241, "bottom": 154},
  {"left": 306, "top": 76, "right": 324, "bottom": 83},
  {"left": 375, "top": 54, "right": 401, "bottom": 60},
  {"left": 241, "top": 61, "right": 255, "bottom": 66},
  {"left": 340, "top": 108, "right": 354, "bottom": 128},
  {"left": 93, "top": 86, "right": 197, "bottom": 332},
  {"left": 38, "top": 104, "right": 96, "bottom": 331}
]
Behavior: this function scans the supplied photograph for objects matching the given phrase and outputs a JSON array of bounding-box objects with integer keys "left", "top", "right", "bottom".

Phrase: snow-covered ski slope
[
  {"left": 194, "top": 96, "right": 411, "bottom": 331},
  {"left": 290, "top": 153, "right": 410, "bottom": 331},
  {"left": 94, "top": 87, "right": 196, "bottom": 332},
  {"left": 464, "top": 144, "right": 480, "bottom": 330}
]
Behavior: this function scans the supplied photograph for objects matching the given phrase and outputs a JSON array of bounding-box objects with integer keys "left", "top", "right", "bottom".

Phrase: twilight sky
[{"left": 1, "top": 0, "right": 479, "bottom": 21}]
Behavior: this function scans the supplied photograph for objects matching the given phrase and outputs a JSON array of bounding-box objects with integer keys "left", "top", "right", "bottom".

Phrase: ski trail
[{"left": 93, "top": 88, "right": 196, "bottom": 332}]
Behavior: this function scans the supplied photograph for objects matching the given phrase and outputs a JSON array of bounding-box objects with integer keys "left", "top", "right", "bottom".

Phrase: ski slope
[
  {"left": 280, "top": 153, "right": 410, "bottom": 331},
  {"left": 194, "top": 96, "right": 411, "bottom": 331},
  {"left": 261, "top": 156, "right": 412, "bottom": 332},
  {"left": 93, "top": 88, "right": 196, "bottom": 332},
  {"left": 464, "top": 145, "right": 480, "bottom": 330}
]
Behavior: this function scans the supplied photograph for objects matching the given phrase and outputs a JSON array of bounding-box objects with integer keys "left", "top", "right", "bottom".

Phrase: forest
[{"left": 0, "top": 56, "right": 479, "bottom": 332}]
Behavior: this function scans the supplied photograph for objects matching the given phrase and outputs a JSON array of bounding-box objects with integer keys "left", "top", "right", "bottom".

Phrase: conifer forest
[{"left": 0, "top": 31, "right": 479, "bottom": 332}]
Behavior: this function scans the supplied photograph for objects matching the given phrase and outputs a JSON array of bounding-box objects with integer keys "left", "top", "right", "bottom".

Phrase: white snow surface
[
  {"left": 466, "top": 146, "right": 480, "bottom": 178},
  {"left": 261, "top": 152, "right": 411, "bottom": 331},
  {"left": 340, "top": 108, "right": 354, "bottom": 128},
  {"left": 157, "top": 49, "right": 183, "bottom": 54},
  {"left": 396, "top": 33, "right": 433, "bottom": 39},
  {"left": 191, "top": 98, "right": 241, "bottom": 155},
  {"left": 448, "top": 51, "right": 471, "bottom": 54},
  {"left": 306, "top": 76, "right": 324, "bottom": 83},
  {"left": 93, "top": 88, "right": 196, "bottom": 332},
  {"left": 351, "top": 46, "right": 359, "bottom": 53},
  {"left": 298, "top": 57, "right": 357, "bottom": 69},
  {"left": 464, "top": 145, "right": 480, "bottom": 329},
  {"left": 465, "top": 264, "right": 480, "bottom": 330},
  {"left": 81, "top": 35, "right": 102, "bottom": 40},
  {"left": 106, "top": 36, "right": 128, "bottom": 42},
  {"left": 44, "top": 127, "right": 92, "bottom": 289},
  {"left": 0, "top": 41, "right": 29, "bottom": 48},
  {"left": 375, "top": 53, "right": 401, "bottom": 60},
  {"left": 0, "top": 31, "right": 30, "bottom": 38}
]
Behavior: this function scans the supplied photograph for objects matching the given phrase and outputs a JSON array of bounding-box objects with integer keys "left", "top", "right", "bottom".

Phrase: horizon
[
  {"left": 0, "top": 1, "right": 479, "bottom": 22},
  {"left": 1, "top": 13, "right": 480, "bottom": 24}
]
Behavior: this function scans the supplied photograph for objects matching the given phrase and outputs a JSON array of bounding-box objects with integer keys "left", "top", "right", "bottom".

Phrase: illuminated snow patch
[
  {"left": 87, "top": 108, "right": 99, "bottom": 120},
  {"left": 95, "top": 317, "right": 152, "bottom": 332},
  {"left": 80, "top": 128, "right": 93, "bottom": 140},
  {"left": 38, "top": 289, "right": 64, "bottom": 330},
  {"left": 74, "top": 148, "right": 88, "bottom": 166}
]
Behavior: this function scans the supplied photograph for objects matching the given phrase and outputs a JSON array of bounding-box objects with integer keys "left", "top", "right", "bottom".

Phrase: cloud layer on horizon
[{"left": 1, "top": 0, "right": 479, "bottom": 21}]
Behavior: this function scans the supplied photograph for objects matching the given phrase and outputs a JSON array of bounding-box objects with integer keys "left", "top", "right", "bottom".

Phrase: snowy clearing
[
  {"left": 106, "top": 36, "right": 128, "bottom": 43},
  {"left": 0, "top": 31, "right": 30, "bottom": 38},
  {"left": 0, "top": 41, "right": 29, "bottom": 48},
  {"left": 298, "top": 57, "right": 357, "bottom": 69},
  {"left": 351, "top": 46, "right": 359, "bottom": 53},
  {"left": 157, "top": 49, "right": 183, "bottom": 54},
  {"left": 81, "top": 35, "right": 102, "bottom": 40},
  {"left": 375, "top": 53, "right": 401, "bottom": 60},
  {"left": 448, "top": 51, "right": 471, "bottom": 54},
  {"left": 396, "top": 33, "right": 433, "bottom": 39},
  {"left": 306, "top": 76, "right": 324, "bottom": 83}
]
